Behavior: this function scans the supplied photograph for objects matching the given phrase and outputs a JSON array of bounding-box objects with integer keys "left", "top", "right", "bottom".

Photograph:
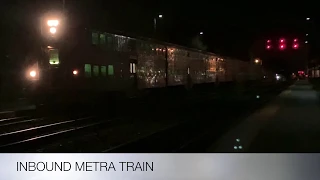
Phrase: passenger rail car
[{"left": 24, "top": 17, "right": 269, "bottom": 104}]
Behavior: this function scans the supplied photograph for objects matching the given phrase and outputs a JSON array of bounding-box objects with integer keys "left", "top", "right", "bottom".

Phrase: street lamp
[
  {"left": 306, "top": 18, "right": 310, "bottom": 20},
  {"left": 47, "top": 20, "right": 59, "bottom": 26},
  {"left": 200, "top": 32, "right": 203, "bottom": 35},
  {"left": 154, "top": 14, "right": 163, "bottom": 32},
  {"left": 47, "top": 19, "right": 59, "bottom": 35},
  {"left": 49, "top": 27, "right": 57, "bottom": 34}
]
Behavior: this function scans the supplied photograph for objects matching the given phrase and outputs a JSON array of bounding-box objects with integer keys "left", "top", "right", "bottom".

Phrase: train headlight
[{"left": 30, "top": 70, "right": 37, "bottom": 77}]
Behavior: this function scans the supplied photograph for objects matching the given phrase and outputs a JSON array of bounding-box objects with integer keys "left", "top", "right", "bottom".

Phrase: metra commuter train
[{"left": 19, "top": 12, "right": 272, "bottom": 104}]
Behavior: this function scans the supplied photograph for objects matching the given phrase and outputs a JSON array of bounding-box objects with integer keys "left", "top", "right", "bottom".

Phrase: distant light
[
  {"left": 47, "top": 20, "right": 59, "bottom": 27},
  {"left": 306, "top": 34, "right": 308, "bottom": 36},
  {"left": 267, "top": 40, "right": 271, "bottom": 43},
  {"left": 306, "top": 18, "right": 310, "bottom": 20},
  {"left": 236, "top": 138, "right": 240, "bottom": 142},
  {"left": 293, "top": 44, "right": 299, "bottom": 49},
  {"left": 266, "top": 45, "right": 271, "bottom": 49},
  {"left": 30, "top": 70, "right": 36, "bottom": 77},
  {"left": 200, "top": 32, "right": 203, "bottom": 35},
  {"left": 50, "top": 27, "right": 57, "bottom": 34},
  {"left": 239, "top": 146, "right": 242, "bottom": 149},
  {"left": 158, "top": 14, "right": 163, "bottom": 18},
  {"left": 280, "top": 38, "right": 285, "bottom": 42},
  {"left": 276, "top": 75, "right": 280, "bottom": 80},
  {"left": 73, "top": 70, "right": 78, "bottom": 75},
  {"left": 305, "top": 41, "right": 308, "bottom": 44},
  {"left": 256, "top": 95, "right": 260, "bottom": 99},
  {"left": 280, "top": 44, "right": 285, "bottom": 49},
  {"left": 255, "top": 59, "right": 259, "bottom": 63},
  {"left": 294, "top": 39, "right": 298, "bottom": 42},
  {"left": 234, "top": 146, "right": 238, "bottom": 149}
]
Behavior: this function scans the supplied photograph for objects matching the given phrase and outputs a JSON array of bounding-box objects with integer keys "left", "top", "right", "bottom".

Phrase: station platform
[{"left": 207, "top": 79, "right": 320, "bottom": 152}]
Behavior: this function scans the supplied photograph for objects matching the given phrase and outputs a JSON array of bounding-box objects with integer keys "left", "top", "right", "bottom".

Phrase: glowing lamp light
[
  {"left": 29, "top": 71, "right": 36, "bottom": 77},
  {"left": 47, "top": 20, "right": 59, "bottom": 27},
  {"left": 267, "top": 40, "right": 271, "bottom": 43},
  {"left": 294, "top": 39, "right": 298, "bottom": 42},
  {"left": 279, "top": 44, "right": 285, "bottom": 50},
  {"left": 73, "top": 70, "right": 78, "bottom": 75},
  {"left": 280, "top": 39, "right": 284, "bottom": 43},
  {"left": 49, "top": 27, "right": 57, "bottom": 34},
  {"left": 293, "top": 44, "right": 299, "bottom": 49},
  {"left": 266, "top": 45, "right": 271, "bottom": 49}
]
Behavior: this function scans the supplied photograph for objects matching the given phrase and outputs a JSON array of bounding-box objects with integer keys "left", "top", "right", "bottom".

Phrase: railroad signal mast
[
  {"left": 279, "top": 38, "right": 286, "bottom": 50},
  {"left": 266, "top": 37, "right": 299, "bottom": 51},
  {"left": 266, "top": 39, "right": 271, "bottom": 50}
]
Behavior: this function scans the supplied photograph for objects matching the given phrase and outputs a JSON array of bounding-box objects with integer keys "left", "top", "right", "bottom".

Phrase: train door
[{"left": 129, "top": 59, "right": 138, "bottom": 89}]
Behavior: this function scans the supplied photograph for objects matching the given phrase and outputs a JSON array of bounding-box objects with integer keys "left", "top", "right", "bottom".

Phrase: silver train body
[{"left": 23, "top": 27, "right": 273, "bottom": 104}]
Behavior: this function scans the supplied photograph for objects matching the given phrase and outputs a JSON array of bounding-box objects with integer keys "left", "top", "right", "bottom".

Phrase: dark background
[{"left": 1, "top": 0, "right": 319, "bottom": 72}]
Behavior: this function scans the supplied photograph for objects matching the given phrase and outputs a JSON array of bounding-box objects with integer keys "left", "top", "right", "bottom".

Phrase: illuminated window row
[
  {"left": 92, "top": 32, "right": 130, "bottom": 52},
  {"left": 84, "top": 64, "right": 114, "bottom": 78},
  {"left": 92, "top": 32, "right": 165, "bottom": 54}
]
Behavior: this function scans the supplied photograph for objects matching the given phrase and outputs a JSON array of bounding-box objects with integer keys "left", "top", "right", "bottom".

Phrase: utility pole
[{"left": 62, "top": 0, "right": 65, "bottom": 11}]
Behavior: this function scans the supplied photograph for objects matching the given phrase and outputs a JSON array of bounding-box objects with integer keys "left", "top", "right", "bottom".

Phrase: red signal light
[
  {"left": 293, "top": 43, "right": 299, "bottom": 49},
  {"left": 266, "top": 45, "right": 271, "bottom": 49},
  {"left": 279, "top": 44, "right": 286, "bottom": 50},
  {"left": 294, "top": 38, "right": 298, "bottom": 42},
  {"left": 267, "top": 40, "right": 271, "bottom": 43},
  {"left": 280, "top": 38, "right": 285, "bottom": 43}
]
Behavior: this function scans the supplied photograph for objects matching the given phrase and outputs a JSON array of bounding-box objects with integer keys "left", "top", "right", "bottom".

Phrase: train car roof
[{"left": 87, "top": 27, "right": 234, "bottom": 60}]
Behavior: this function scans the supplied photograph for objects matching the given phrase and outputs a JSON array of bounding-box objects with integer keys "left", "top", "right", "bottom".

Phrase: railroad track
[
  {"left": 0, "top": 81, "right": 292, "bottom": 153},
  {"left": 0, "top": 106, "right": 123, "bottom": 152}
]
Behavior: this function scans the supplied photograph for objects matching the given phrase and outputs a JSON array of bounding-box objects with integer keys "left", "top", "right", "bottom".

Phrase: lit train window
[
  {"left": 106, "top": 34, "right": 113, "bottom": 47},
  {"left": 130, "top": 63, "right": 136, "bottom": 74},
  {"left": 49, "top": 49, "right": 59, "bottom": 65},
  {"left": 93, "top": 65, "right": 99, "bottom": 76},
  {"left": 101, "top": 66, "right": 107, "bottom": 76},
  {"left": 133, "top": 63, "right": 136, "bottom": 73},
  {"left": 100, "top": 33, "right": 106, "bottom": 45},
  {"left": 92, "top": 32, "right": 99, "bottom": 45},
  {"left": 84, "top": 64, "right": 92, "bottom": 77},
  {"left": 108, "top": 65, "right": 114, "bottom": 75}
]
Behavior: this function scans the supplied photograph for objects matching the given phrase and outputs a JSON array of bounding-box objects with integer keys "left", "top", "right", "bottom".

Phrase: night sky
[{"left": 1, "top": 0, "right": 319, "bottom": 71}]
